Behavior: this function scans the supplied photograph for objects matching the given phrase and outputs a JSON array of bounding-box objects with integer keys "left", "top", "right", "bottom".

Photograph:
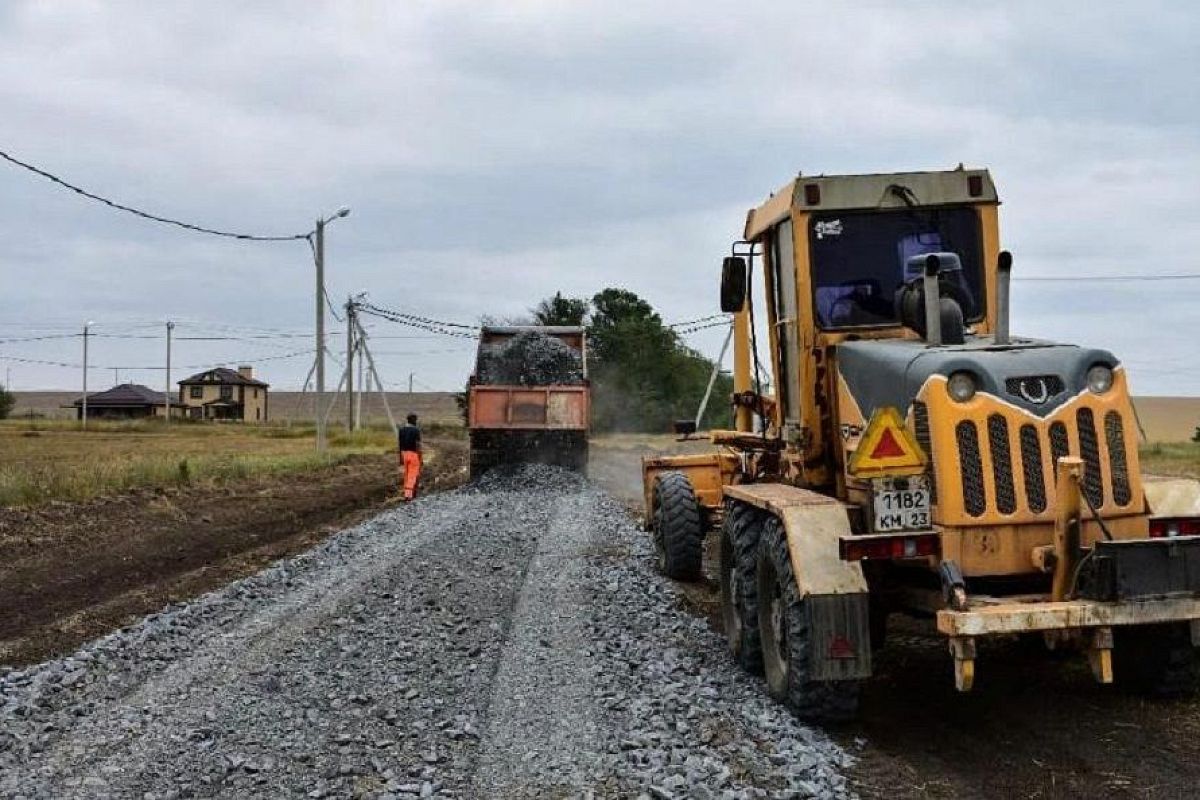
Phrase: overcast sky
[{"left": 1, "top": 1, "right": 1197, "bottom": 396}]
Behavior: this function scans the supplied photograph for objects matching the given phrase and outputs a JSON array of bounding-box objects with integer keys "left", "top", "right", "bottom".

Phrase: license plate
[{"left": 873, "top": 476, "right": 931, "bottom": 532}]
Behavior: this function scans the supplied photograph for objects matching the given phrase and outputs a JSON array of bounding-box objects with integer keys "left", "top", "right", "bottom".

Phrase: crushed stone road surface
[{"left": 1, "top": 467, "right": 851, "bottom": 799}]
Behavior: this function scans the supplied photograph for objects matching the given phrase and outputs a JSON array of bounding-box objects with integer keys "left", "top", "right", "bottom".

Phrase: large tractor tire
[
  {"left": 1114, "top": 623, "right": 1200, "bottom": 696},
  {"left": 720, "top": 500, "right": 764, "bottom": 673},
  {"left": 651, "top": 471, "right": 703, "bottom": 581},
  {"left": 757, "top": 517, "right": 860, "bottom": 722}
]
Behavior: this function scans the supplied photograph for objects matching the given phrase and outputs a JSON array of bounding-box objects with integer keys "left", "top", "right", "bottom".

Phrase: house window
[
  {"left": 220, "top": 385, "right": 233, "bottom": 401},
  {"left": 190, "top": 386, "right": 203, "bottom": 399}
]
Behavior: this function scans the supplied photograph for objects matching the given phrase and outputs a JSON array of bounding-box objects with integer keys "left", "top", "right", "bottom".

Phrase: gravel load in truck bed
[
  {"left": 0, "top": 467, "right": 850, "bottom": 799},
  {"left": 476, "top": 331, "right": 585, "bottom": 386}
]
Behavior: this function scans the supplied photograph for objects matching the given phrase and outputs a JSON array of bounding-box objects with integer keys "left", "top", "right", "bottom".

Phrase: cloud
[{"left": 0, "top": 1, "right": 1196, "bottom": 396}]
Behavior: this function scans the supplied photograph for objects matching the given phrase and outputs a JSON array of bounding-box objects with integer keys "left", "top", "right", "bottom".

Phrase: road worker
[{"left": 397, "top": 413, "right": 422, "bottom": 501}]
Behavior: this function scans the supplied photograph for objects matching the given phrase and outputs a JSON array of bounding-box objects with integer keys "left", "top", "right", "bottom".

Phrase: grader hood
[{"left": 837, "top": 337, "right": 1119, "bottom": 419}]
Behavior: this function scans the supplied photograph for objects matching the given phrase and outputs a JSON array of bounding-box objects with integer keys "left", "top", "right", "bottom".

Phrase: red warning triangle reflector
[
  {"left": 847, "top": 406, "right": 927, "bottom": 477},
  {"left": 871, "top": 428, "right": 905, "bottom": 459}
]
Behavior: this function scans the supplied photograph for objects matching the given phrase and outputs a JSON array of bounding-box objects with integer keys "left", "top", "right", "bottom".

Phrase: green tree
[
  {"left": 0, "top": 384, "right": 14, "bottom": 420},
  {"left": 531, "top": 292, "right": 589, "bottom": 326},
  {"left": 586, "top": 288, "right": 732, "bottom": 433}
]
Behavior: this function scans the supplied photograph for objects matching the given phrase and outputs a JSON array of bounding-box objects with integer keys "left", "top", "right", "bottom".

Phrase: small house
[
  {"left": 69, "top": 383, "right": 178, "bottom": 420},
  {"left": 178, "top": 366, "right": 270, "bottom": 422}
]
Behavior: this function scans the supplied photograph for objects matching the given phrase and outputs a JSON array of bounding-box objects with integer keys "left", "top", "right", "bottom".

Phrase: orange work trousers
[{"left": 400, "top": 450, "right": 422, "bottom": 500}]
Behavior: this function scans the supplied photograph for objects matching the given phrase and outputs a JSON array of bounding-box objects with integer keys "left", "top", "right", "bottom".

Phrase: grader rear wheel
[
  {"left": 757, "top": 517, "right": 859, "bottom": 722},
  {"left": 651, "top": 472, "right": 703, "bottom": 581},
  {"left": 1114, "top": 623, "right": 1200, "bottom": 696},
  {"left": 720, "top": 500, "right": 763, "bottom": 673}
]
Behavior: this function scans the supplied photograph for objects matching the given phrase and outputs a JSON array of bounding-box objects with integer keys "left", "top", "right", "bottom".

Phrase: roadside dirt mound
[{"left": 0, "top": 437, "right": 467, "bottom": 666}]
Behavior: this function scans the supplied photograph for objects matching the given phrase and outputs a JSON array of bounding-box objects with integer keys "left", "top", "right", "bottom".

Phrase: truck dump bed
[{"left": 467, "top": 326, "right": 590, "bottom": 477}]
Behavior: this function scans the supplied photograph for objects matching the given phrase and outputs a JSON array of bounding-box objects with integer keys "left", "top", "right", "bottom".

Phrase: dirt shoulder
[{"left": 0, "top": 437, "right": 467, "bottom": 667}]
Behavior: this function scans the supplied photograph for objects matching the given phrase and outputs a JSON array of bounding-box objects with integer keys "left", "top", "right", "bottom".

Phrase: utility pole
[
  {"left": 356, "top": 315, "right": 396, "bottom": 431},
  {"left": 346, "top": 297, "right": 355, "bottom": 431},
  {"left": 356, "top": 338, "right": 364, "bottom": 429},
  {"left": 112, "top": 368, "right": 120, "bottom": 385},
  {"left": 313, "top": 206, "right": 350, "bottom": 454},
  {"left": 81, "top": 322, "right": 91, "bottom": 428},
  {"left": 315, "top": 218, "right": 327, "bottom": 452},
  {"left": 408, "top": 372, "right": 414, "bottom": 394},
  {"left": 165, "top": 321, "right": 175, "bottom": 423}
]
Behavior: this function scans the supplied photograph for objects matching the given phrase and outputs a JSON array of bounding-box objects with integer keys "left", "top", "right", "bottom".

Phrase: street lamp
[{"left": 314, "top": 207, "right": 351, "bottom": 453}]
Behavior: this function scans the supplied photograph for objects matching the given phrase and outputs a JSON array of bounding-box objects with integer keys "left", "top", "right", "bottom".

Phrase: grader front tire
[
  {"left": 757, "top": 517, "right": 860, "bottom": 722},
  {"left": 720, "top": 500, "right": 763, "bottom": 673},
  {"left": 651, "top": 472, "right": 703, "bottom": 581}
]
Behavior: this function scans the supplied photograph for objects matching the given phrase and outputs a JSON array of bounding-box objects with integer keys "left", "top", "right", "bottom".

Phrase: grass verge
[{"left": 0, "top": 419, "right": 468, "bottom": 508}]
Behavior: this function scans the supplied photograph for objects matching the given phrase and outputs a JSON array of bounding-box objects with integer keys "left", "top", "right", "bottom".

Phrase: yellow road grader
[{"left": 643, "top": 168, "right": 1200, "bottom": 720}]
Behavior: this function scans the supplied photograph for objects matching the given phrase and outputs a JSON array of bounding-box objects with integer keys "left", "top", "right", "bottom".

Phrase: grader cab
[{"left": 643, "top": 168, "right": 1200, "bottom": 720}]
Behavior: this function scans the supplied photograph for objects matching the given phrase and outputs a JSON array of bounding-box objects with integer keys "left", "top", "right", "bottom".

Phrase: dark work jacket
[{"left": 397, "top": 424, "right": 421, "bottom": 452}]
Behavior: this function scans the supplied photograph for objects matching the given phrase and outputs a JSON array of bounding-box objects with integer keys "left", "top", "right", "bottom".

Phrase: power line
[
  {"left": 0, "top": 148, "right": 310, "bottom": 242},
  {"left": 668, "top": 313, "right": 728, "bottom": 328},
  {"left": 0, "top": 348, "right": 313, "bottom": 372},
  {"left": 674, "top": 319, "right": 734, "bottom": 335},
  {"left": 357, "top": 302, "right": 479, "bottom": 339},
  {"left": 1014, "top": 274, "right": 1200, "bottom": 283}
]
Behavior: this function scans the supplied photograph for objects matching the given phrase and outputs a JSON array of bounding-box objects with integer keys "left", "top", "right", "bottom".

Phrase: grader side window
[
  {"left": 809, "top": 206, "right": 985, "bottom": 330},
  {"left": 770, "top": 219, "right": 803, "bottom": 426}
]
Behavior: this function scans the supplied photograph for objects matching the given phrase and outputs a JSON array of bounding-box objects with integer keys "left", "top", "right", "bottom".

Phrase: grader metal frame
[{"left": 643, "top": 168, "right": 1200, "bottom": 720}]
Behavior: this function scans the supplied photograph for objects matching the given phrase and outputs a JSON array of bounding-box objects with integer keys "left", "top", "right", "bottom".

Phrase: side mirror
[
  {"left": 673, "top": 419, "right": 698, "bottom": 439},
  {"left": 720, "top": 256, "right": 747, "bottom": 313}
]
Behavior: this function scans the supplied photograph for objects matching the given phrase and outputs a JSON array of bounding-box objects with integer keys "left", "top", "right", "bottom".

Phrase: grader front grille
[
  {"left": 1018, "top": 424, "right": 1047, "bottom": 513},
  {"left": 948, "top": 407, "right": 1138, "bottom": 522}
]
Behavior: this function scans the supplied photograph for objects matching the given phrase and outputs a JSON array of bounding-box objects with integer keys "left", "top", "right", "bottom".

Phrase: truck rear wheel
[
  {"left": 720, "top": 500, "right": 763, "bottom": 673},
  {"left": 651, "top": 472, "right": 703, "bottom": 581},
  {"left": 757, "top": 517, "right": 859, "bottom": 722},
  {"left": 1114, "top": 623, "right": 1199, "bottom": 696}
]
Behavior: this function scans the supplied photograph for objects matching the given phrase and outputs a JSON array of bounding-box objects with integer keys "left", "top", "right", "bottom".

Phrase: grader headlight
[
  {"left": 946, "top": 371, "right": 978, "bottom": 403},
  {"left": 1086, "top": 364, "right": 1114, "bottom": 394}
]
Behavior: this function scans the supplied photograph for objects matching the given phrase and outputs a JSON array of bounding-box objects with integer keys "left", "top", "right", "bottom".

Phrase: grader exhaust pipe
[
  {"left": 995, "top": 250, "right": 1013, "bottom": 345},
  {"left": 922, "top": 254, "right": 942, "bottom": 346}
]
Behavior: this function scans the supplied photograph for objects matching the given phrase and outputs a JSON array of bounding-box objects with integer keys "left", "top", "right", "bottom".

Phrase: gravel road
[{"left": 0, "top": 467, "right": 851, "bottom": 799}]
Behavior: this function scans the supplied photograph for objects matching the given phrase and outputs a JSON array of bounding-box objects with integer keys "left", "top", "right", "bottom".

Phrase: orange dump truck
[{"left": 467, "top": 325, "right": 590, "bottom": 478}]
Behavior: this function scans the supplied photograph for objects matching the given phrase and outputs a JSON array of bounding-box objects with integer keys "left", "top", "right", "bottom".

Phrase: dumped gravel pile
[
  {"left": 0, "top": 466, "right": 850, "bottom": 799},
  {"left": 476, "top": 331, "right": 584, "bottom": 386}
]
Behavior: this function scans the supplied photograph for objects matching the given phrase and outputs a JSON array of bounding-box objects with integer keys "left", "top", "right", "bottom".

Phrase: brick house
[
  {"left": 69, "top": 383, "right": 180, "bottom": 420},
  {"left": 178, "top": 366, "right": 269, "bottom": 422}
]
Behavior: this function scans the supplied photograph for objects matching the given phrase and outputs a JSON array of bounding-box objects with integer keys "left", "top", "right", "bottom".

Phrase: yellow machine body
[{"left": 642, "top": 167, "right": 1200, "bottom": 692}]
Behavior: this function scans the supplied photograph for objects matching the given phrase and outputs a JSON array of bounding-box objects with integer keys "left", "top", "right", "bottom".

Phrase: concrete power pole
[
  {"left": 315, "top": 218, "right": 327, "bottom": 453},
  {"left": 356, "top": 338, "right": 364, "bottom": 429},
  {"left": 81, "top": 322, "right": 91, "bottom": 428},
  {"left": 408, "top": 373, "right": 414, "bottom": 394},
  {"left": 346, "top": 298, "right": 355, "bottom": 431},
  {"left": 312, "top": 206, "right": 350, "bottom": 454},
  {"left": 165, "top": 321, "right": 175, "bottom": 423}
]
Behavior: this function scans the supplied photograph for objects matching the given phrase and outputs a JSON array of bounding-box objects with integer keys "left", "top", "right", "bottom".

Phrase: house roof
[
  {"left": 72, "top": 383, "right": 174, "bottom": 407},
  {"left": 178, "top": 367, "right": 269, "bottom": 388}
]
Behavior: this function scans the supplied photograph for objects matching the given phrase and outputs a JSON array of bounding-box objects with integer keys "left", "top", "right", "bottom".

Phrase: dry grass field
[{"left": 0, "top": 417, "right": 464, "bottom": 508}]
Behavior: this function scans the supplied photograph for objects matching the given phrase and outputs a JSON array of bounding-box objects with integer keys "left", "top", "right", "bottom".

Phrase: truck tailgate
[{"left": 468, "top": 385, "right": 589, "bottom": 430}]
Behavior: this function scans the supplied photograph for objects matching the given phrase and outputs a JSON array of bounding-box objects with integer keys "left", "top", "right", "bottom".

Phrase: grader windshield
[{"left": 809, "top": 206, "right": 986, "bottom": 329}]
